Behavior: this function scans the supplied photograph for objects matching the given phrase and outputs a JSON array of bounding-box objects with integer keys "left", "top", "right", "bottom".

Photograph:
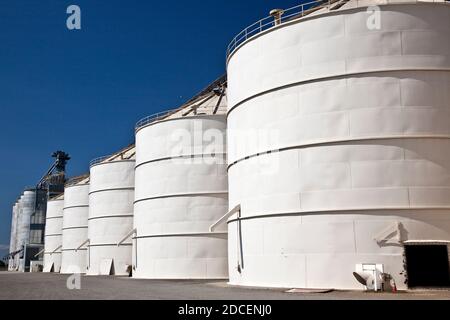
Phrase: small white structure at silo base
[
  {"left": 87, "top": 146, "right": 135, "bottom": 276},
  {"left": 226, "top": 0, "right": 450, "bottom": 290},
  {"left": 43, "top": 194, "right": 64, "bottom": 273},
  {"left": 61, "top": 176, "right": 90, "bottom": 274},
  {"left": 133, "top": 77, "right": 229, "bottom": 279}
]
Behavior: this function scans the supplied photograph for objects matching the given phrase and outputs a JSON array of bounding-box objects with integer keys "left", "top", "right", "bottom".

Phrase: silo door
[{"left": 405, "top": 245, "right": 450, "bottom": 288}]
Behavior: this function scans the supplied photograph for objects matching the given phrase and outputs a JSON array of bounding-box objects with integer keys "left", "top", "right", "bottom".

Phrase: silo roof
[
  {"left": 135, "top": 74, "right": 227, "bottom": 131},
  {"left": 65, "top": 173, "right": 90, "bottom": 187},
  {"left": 90, "top": 144, "right": 136, "bottom": 167}
]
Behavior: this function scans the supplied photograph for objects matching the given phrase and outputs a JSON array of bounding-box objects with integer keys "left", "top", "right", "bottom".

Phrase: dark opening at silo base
[{"left": 405, "top": 245, "right": 450, "bottom": 288}]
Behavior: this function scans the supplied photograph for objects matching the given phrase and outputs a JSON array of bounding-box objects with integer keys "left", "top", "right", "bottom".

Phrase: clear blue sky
[{"left": 0, "top": 0, "right": 303, "bottom": 257}]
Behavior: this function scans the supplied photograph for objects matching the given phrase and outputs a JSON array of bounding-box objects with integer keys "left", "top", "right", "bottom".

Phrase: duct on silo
[
  {"left": 61, "top": 183, "right": 90, "bottom": 274},
  {"left": 133, "top": 115, "right": 228, "bottom": 279},
  {"left": 43, "top": 196, "right": 64, "bottom": 273},
  {"left": 16, "top": 190, "right": 36, "bottom": 272},
  {"left": 87, "top": 157, "right": 135, "bottom": 276},
  {"left": 226, "top": 1, "right": 450, "bottom": 290}
]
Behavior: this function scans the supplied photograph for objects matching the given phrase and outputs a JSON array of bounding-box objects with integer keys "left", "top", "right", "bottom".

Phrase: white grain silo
[
  {"left": 8, "top": 202, "right": 18, "bottom": 271},
  {"left": 61, "top": 175, "right": 90, "bottom": 274},
  {"left": 43, "top": 194, "right": 64, "bottom": 273},
  {"left": 12, "top": 195, "right": 24, "bottom": 271},
  {"left": 87, "top": 145, "right": 135, "bottom": 276},
  {"left": 133, "top": 77, "right": 229, "bottom": 279},
  {"left": 226, "top": 0, "right": 450, "bottom": 290},
  {"left": 16, "top": 190, "right": 36, "bottom": 272}
]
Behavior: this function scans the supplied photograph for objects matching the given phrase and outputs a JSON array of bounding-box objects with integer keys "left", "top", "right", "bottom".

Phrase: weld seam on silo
[
  {"left": 88, "top": 215, "right": 133, "bottom": 221},
  {"left": 45, "top": 233, "right": 63, "bottom": 237},
  {"left": 227, "top": 135, "right": 450, "bottom": 171},
  {"left": 225, "top": 2, "right": 450, "bottom": 64},
  {"left": 89, "top": 243, "right": 132, "bottom": 247},
  {"left": 63, "top": 205, "right": 89, "bottom": 210},
  {"left": 226, "top": 68, "right": 450, "bottom": 117},
  {"left": 135, "top": 153, "right": 228, "bottom": 169},
  {"left": 46, "top": 216, "right": 64, "bottom": 220},
  {"left": 226, "top": 206, "right": 450, "bottom": 224},
  {"left": 62, "top": 226, "right": 88, "bottom": 231},
  {"left": 89, "top": 187, "right": 134, "bottom": 195},
  {"left": 89, "top": 160, "right": 135, "bottom": 169},
  {"left": 135, "top": 232, "right": 228, "bottom": 239},
  {"left": 135, "top": 114, "right": 226, "bottom": 133},
  {"left": 134, "top": 191, "right": 228, "bottom": 204}
]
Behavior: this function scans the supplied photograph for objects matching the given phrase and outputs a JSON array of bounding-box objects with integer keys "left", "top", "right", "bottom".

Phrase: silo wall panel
[
  {"left": 61, "top": 184, "right": 89, "bottom": 274},
  {"left": 88, "top": 161, "right": 134, "bottom": 276},
  {"left": 134, "top": 116, "right": 229, "bottom": 279},
  {"left": 44, "top": 198, "right": 64, "bottom": 272},
  {"left": 227, "top": 3, "right": 450, "bottom": 290}
]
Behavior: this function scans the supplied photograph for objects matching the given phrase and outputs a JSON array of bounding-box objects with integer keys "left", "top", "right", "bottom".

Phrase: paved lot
[{"left": 1, "top": 272, "right": 450, "bottom": 300}]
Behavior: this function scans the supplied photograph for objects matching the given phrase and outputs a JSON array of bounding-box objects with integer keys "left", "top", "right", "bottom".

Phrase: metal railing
[
  {"left": 89, "top": 155, "right": 111, "bottom": 167},
  {"left": 226, "top": 0, "right": 332, "bottom": 58},
  {"left": 135, "top": 109, "right": 177, "bottom": 131}
]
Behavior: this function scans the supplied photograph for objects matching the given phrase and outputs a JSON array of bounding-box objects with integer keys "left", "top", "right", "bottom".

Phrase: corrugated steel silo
[
  {"left": 226, "top": 0, "right": 450, "bottom": 290},
  {"left": 87, "top": 146, "right": 135, "bottom": 276},
  {"left": 61, "top": 176, "right": 90, "bottom": 274},
  {"left": 133, "top": 77, "right": 229, "bottom": 279}
]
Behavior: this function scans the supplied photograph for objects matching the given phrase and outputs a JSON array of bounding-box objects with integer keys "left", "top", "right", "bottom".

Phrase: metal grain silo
[
  {"left": 61, "top": 176, "right": 90, "bottom": 274},
  {"left": 226, "top": 0, "right": 450, "bottom": 290},
  {"left": 8, "top": 202, "right": 18, "bottom": 271},
  {"left": 43, "top": 195, "right": 64, "bottom": 273},
  {"left": 16, "top": 190, "right": 36, "bottom": 272},
  {"left": 133, "top": 77, "right": 229, "bottom": 279},
  {"left": 87, "top": 146, "right": 135, "bottom": 276}
]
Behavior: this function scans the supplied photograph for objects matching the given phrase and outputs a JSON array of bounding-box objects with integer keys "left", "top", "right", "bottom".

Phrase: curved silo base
[
  {"left": 61, "top": 250, "right": 87, "bottom": 274},
  {"left": 133, "top": 235, "right": 228, "bottom": 279},
  {"left": 228, "top": 210, "right": 450, "bottom": 290},
  {"left": 86, "top": 245, "right": 132, "bottom": 276}
]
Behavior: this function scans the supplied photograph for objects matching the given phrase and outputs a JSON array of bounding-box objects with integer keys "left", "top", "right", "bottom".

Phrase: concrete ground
[{"left": 1, "top": 272, "right": 450, "bottom": 300}]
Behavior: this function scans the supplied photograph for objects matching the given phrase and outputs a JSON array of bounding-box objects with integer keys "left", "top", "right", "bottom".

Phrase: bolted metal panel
[
  {"left": 61, "top": 184, "right": 90, "bottom": 274},
  {"left": 87, "top": 160, "right": 135, "bottom": 276},
  {"left": 227, "top": 2, "right": 450, "bottom": 290},
  {"left": 43, "top": 197, "right": 64, "bottom": 273},
  {"left": 133, "top": 115, "right": 229, "bottom": 279}
]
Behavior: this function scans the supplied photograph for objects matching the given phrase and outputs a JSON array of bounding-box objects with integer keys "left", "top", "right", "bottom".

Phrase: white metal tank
[
  {"left": 61, "top": 177, "right": 90, "bottom": 274},
  {"left": 8, "top": 202, "right": 18, "bottom": 271},
  {"left": 226, "top": 0, "right": 450, "bottom": 290},
  {"left": 87, "top": 146, "right": 135, "bottom": 276},
  {"left": 12, "top": 196, "right": 24, "bottom": 271},
  {"left": 16, "top": 190, "right": 36, "bottom": 272},
  {"left": 43, "top": 195, "right": 64, "bottom": 273},
  {"left": 133, "top": 78, "right": 229, "bottom": 279}
]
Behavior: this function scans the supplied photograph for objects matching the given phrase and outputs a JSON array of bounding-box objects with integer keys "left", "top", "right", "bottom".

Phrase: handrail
[
  {"left": 89, "top": 155, "right": 111, "bottom": 167},
  {"left": 226, "top": 0, "right": 331, "bottom": 58},
  {"left": 135, "top": 109, "right": 177, "bottom": 131}
]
